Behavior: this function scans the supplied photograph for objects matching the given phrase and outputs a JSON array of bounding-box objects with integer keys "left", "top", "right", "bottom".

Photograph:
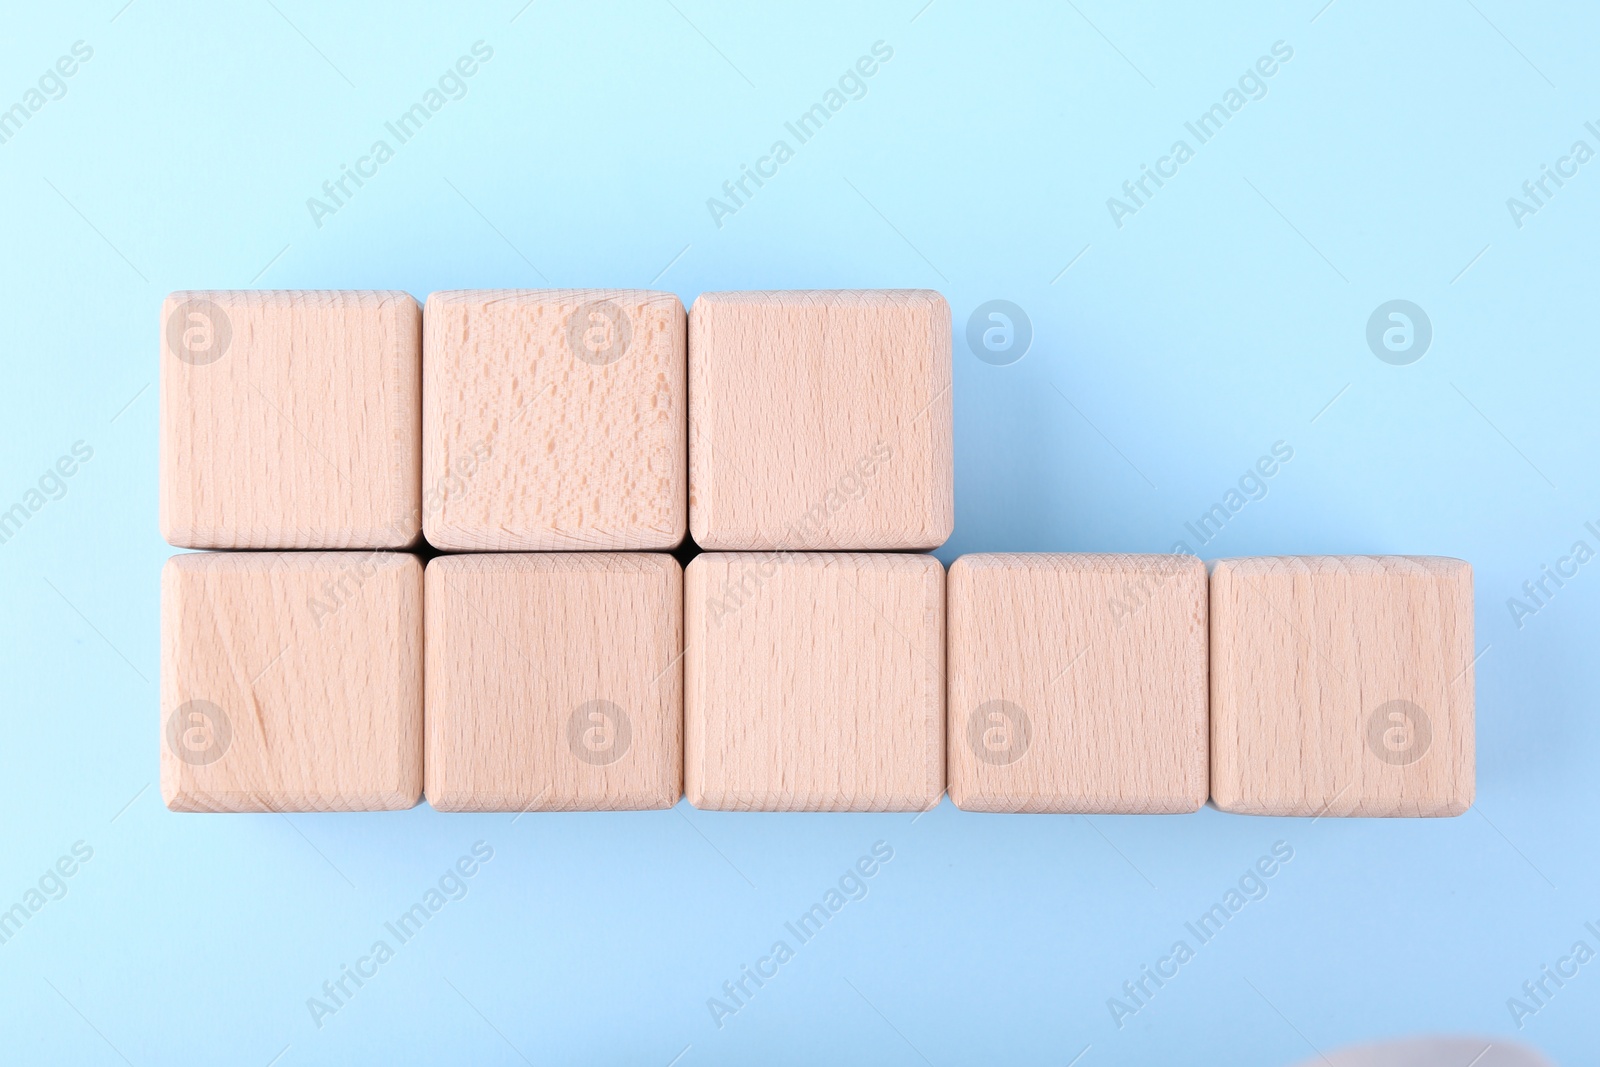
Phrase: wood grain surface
[
  {"left": 424, "top": 553, "right": 683, "bottom": 811},
  {"left": 685, "top": 552, "right": 946, "bottom": 811},
  {"left": 422, "top": 289, "right": 686, "bottom": 550},
  {"left": 1210, "top": 555, "right": 1475, "bottom": 817},
  {"left": 947, "top": 553, "right": 1209, "bottom": 814},
  {"left": 159, "top": 290, "right": 422, "bottom": 549},
  {"left": 688, "top": 290, "right": 953, "bottom": 551},
  {"left": 160, "top": 550, "right": 423, "bottom": 812}
]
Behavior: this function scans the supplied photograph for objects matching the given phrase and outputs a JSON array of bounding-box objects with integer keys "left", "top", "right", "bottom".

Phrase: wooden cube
[
  {"left": 423, "top": 289, "right": 686, "bottom": 551},
  {"left": 159, "top": 290, "right": 422, "bottom": 549},
  {"left": 947, "top": 553, "right": 1208, "bottom": 814},
  {"left": 685, "top": 552, "right": 945, "bottom": 811},
  {"left": 160, "top": 551, "right": 422, "bottom": 812},
  {"left": 424, "top": 553, "right": 682, "bottom": 811},
  {"left": 688, "top": 290, "right": 953, "bottom": 550},
  {"left": 1210, "top": 556, "right": 1474, "bottom": 817}
]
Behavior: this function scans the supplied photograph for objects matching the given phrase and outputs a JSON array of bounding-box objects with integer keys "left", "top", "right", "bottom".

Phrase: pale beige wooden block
[
  {"left": 947, "top": 553, "right": 1208, "bottom": 814},
  {"left": 159, "top": 290, "right": 422, "bottom": 549},
  {"left": 1210, "top": 556, "right": 1475, "bottom": 817},
  {"left": 160, "top": 551, "right": 422, "bottom": 812},
  {"left": 425, "top": 553, "right": 682, "bottom": 811},
  {"left": 688, "top": 290, "right": 953, "bottom": 550},
  {"left": 422, "top": 289, "right": 686, "bottom": 551},
  {"left": 685, "top": 552, "right": 945, "bottom": 811}
]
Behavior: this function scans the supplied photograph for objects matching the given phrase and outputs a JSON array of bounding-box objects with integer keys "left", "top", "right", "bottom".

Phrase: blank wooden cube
[
  {"left": 159, "top": 290, "right": 421, "bottom": 549},
  {"left": 1210, "top": 556, "right": 1474, "bottom": 817},
  {"left": 423, "top": 289, "right": 686, "bottom": 551},
  {"left": 689, "top": 291, "right": 953, "bottom": 550},
  {"left": 685, "top": 552, "right": 944, "bottom": 811},
  {"left": 947, "top": 553, "right": 1208, "bottom": 813},
  {"left": 160, "top": 551, "right": 422, "bottom": 812},
  {"left": 424, "top": 553, "right": 682, "bottom": 811}
]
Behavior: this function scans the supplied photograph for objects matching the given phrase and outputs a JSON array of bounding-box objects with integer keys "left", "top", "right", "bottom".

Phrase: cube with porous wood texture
[
  {"left": 1210, "top": 556, "right": 1475, "bottom": 817},
  {"left": 424, "top": 553, "right": 682, "bottom": 811},
  {"left": 160, "top": 551, "right": 422, "bottom": 812},
  {"left": 947, "top": 553, "right": 1208, "bottom": 814},
  {"left": 159, "top": 290, "right": 422, "bottom": 549},
  {"left": 685, "top": 552, "right": 945, "bottom": 811},
  {"left": 423, "top": 289, "right": 686, "bottom": 550},
  {"left": 688, "top": 290, "right": 953, "bottom": 550}
]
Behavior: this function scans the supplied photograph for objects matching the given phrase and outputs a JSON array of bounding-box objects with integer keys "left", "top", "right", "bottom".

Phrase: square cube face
[
  {"left": 422, "top": 289, "right": 686, "bottom": 551},
  {"left": 947, "top": 554, "right": 1208, "bottom": 814},
  {"left": 424, "top": 553, "right": 682, "bottom": 811},
  {"left": 160, "top": 551, "right": 422, "bottom": 812},
  {"left": 689, "top": 291, "right": 953, "bottom": 551},
  {"left": 159, "top": 290, "right": 421, "bottom": 549},
  {"left": 685, "top": 553, "right": 945, "bottom": 811},
  {"left": 1210, "top": 556, "right": 1474, "bottom": 817}
]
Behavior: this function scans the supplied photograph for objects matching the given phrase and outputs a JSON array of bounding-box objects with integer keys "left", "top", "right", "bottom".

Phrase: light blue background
[{"left": 1, "top": 1, "right": 1595, "bottom": 1063}]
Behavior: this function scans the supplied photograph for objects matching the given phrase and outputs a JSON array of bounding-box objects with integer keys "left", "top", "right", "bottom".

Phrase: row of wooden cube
[
  {"left": 161, "top": 551, "right": 1474, "bottom": 817},
  {"left": 158, "top": 289, "right": 953, "bottom": 552}
]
